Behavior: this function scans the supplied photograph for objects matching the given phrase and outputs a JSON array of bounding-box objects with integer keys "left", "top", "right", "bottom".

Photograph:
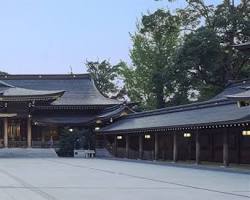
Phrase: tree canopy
[
  {"left": 123, "top": 0, "right": 250, "bottom": 109},
  {"left": 85, "top": 0, "right": 250, "bottom": 110},
  {"left": 119, "top": 10, "right": 182, "bottom": 109},
  {"left": 175, "top": 0, "right": 250, "bottom": 100},
  {"left": 85, "top": 60, "right": 124, "bottom": 99}
]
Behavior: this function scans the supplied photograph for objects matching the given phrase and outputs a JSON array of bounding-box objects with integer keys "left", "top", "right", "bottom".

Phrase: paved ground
[{"left": 0, "top": 158, "right": 249, "bottom": 200}]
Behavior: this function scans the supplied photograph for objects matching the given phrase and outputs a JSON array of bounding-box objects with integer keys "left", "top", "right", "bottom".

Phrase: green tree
[
  {"left": 85, "top": 60, "right": 122, "bottom": 98},
  {"left": 170, "top": 0, "right": 250, "bottom": 100},
  {"left": 174, "top": 27, "right": 226, "bottom": 100},
  {"left": 120, "top": 10, "right": 182, "bottom": 109},
  {"left": 58, "top": 128, "right": 94, "bottom": 157}
]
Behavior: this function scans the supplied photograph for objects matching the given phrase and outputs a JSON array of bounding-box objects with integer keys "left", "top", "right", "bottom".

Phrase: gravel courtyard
[{"left": 0, "top": 158, "right": 249, "bottom": 200}]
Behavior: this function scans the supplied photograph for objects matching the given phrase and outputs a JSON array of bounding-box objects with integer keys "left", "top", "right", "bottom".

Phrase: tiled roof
[
  {"left": 211, "top": 79, "right": 250, "bottom": 100},
  {"left": 100, "top": 102, "right": 250, "bottom": 133},
  {"left": 100, "top": 79, "right": 250, "bottom": 133},
  {"left": 97, "top": 104, "right": 128, "bottom": 118},
  {"left": 226, "top": 90, "right": 250, "bottom": 100},
  {"left": 0, "top": 87, "right": 64, "bottom": 97},
  {"left": 0, "top": 74, "right": 120, "bottom": 106}
]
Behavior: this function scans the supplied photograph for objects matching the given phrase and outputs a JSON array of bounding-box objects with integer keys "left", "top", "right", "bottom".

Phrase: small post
[
  {"left": 139, "top": 134, "right": 143, "bottom": 159},
  {"left": 223, "top": 128, "right": 229, "bottom": 167},
  {"left": 154, "top": 133, "right": 159, "bottom": 160},
  {"left": 4, "top": 118, "right": 8, "bottom": 148},
  {"left": 173, "top": 132, "right": 178, "bottom": 162},
  {"left": 196, "top": 130, "right": 201, "bottom": 164}
]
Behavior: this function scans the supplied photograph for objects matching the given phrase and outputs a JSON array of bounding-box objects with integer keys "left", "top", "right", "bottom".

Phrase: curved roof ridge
[
  {"left": 0, "top": 80, "right": 15, "bottom": 88},
  {"left": 123, "top": 99, "right": 232, "bottom": 119},
  {"left": 0, "top": 73, "right": 91, "bottom": 80},
  {"left": 89, "top": 77, "right": 121, "bottom": 104}
]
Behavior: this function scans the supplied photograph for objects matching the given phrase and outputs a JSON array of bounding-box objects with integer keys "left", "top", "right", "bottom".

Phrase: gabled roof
[{"left": 0, "top": 74, "right": 121, "bottom": 106}]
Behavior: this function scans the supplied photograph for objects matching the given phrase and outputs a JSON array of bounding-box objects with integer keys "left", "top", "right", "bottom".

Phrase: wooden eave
[
  {"left": 34, "top": 104, "right": 117, "bottom": 110},
  {"left": 100, "top": 119, "right": 250, "bottom": 135}
]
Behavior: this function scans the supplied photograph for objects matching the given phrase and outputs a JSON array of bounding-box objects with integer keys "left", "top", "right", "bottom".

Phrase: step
[
  {"left": 0, "top": 148, "right": 58, "bottom": 158},
  {"left": 95, "top": 148, "right": 113, "bottom": 158}
]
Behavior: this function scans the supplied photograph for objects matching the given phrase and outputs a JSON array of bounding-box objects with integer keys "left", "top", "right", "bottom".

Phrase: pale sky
[{"left": 0, "top": 0, "right": 229, "bottom": 74}]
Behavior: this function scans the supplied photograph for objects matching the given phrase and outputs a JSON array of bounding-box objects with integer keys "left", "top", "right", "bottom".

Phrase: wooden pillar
[
  {"left": 139, "top": 134, "right": 143, "bottom": 159},
  {"left": 125, "top": 134, "right": 129, "bottom": 158},
  {"left": 27, "top": 118, "right": 32, "bottom": 148},
  {"left": 210, "top": 132, "right": 215, "bottom": 162},
  {"left": 237, "top": 130, "right": 241, "bottom": 164},
  {"left": 41, "top": 130, "right": 45, "bottom": 146},
  {"left": 103, "top": 134, "right": 107, "bottom": 147},
  {"left": 223, "top": 128, "right": 229, "bottom": 167},
  {"left": 154, "top": 133, "right": 159, "bottom": 160},
  {"left": 113, "top": 135, "right": 117, "bottom": 157},
  {"left": 196, "top": 130, "right": 201, "bottom": 164},
  {"left": 3, "top": 118, "right": 8, "bottom": 148},
  {"left": 173, "top": 132, "right": 178, "bottom": 162}
]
